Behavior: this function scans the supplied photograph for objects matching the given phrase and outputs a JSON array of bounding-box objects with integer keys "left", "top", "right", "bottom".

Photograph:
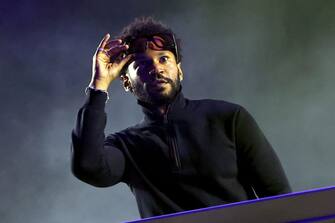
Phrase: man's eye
[{"left": 159, "top": 56, "right": 169, "bottom": 63}]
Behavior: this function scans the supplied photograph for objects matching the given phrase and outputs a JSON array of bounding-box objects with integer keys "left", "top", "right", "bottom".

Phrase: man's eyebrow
[
  {"left": 158, "top": 51, "right": 169, "bottom": 55},
  {"left": 157, "top": 52, "right": 170, "bottom": 57}
]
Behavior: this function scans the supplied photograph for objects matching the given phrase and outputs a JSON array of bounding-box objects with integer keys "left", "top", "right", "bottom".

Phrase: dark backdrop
[{"left": 1, "top": 0, "right": 335, "bottom": 222}]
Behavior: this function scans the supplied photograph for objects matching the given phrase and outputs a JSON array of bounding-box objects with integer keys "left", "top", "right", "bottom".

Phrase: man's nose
[
  {"left": 148, "top": 62, "right": 164, "bottom": 76},
  {"left": 148, "top": 69, "right": 164, "bottom": 76}
]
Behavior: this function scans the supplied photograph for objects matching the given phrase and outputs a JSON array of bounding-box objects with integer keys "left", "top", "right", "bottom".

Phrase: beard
[{"left": 132, "top": 71, "right": 182, "bottom": 106}]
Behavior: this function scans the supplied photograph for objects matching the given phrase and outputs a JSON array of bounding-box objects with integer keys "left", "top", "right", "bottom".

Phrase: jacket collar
[{"left": 137, "top": 86, "right": 187, "bottom": 123}]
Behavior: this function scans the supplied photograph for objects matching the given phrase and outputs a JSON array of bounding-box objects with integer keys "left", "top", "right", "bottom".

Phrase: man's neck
[{"left": 138, "top": 98, "right": 172, "bottom": 116}]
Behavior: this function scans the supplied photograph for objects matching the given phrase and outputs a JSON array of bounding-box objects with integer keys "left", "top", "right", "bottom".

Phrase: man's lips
[
  {"left": 153, "top": 80, "right": 168, "bottom": 84},
  {"left": 147, "top": 79, "right": 169, "bottom": 90},
  {"left": 149, "top": 79, "right": 169, "bottom": 85}
]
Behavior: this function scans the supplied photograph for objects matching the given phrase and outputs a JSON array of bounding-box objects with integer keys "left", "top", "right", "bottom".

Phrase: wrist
[
  {"left": 85, "top": 86, "right": 109, "bottom": 103},
  {"left": 89, "top": 79, "right": 110, "bottom": 91}
]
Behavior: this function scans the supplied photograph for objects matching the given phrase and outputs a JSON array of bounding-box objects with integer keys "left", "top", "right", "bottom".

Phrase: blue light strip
[{"left": 125, "top": 185, "right": 335, "bottom": 223}]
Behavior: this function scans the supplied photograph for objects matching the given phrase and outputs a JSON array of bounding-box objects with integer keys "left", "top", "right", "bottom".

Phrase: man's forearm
[{"left": 71, "top": 89, "right": 112, "bottom": 186}]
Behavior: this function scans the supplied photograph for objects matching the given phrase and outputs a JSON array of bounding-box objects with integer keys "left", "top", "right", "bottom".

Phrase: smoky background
[{"left": 0, "top": 0, "right": 334, "bottom": 222}]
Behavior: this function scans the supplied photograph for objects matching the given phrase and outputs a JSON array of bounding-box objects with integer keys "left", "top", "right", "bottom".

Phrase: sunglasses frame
[{"left": 122, "top": 32, "right": 180, "bottom": 63}]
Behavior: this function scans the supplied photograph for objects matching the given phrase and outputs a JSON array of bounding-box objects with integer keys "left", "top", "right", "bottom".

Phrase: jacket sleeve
[
  {"left": 71, "top": 89, "right": 126, "bottom": 187},
  {"left": 235, "top": 106, "right": 291, "bottom": 197}
]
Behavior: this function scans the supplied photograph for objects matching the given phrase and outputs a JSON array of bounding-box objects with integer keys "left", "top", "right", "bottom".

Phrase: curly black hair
[{"left": 118, "top": 16, "right": 182, "bottom": 63}]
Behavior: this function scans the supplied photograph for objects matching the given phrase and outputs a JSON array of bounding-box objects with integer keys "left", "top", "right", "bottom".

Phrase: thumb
[{"left": 117, "top": 54, "right": 134, "bottom": 72}]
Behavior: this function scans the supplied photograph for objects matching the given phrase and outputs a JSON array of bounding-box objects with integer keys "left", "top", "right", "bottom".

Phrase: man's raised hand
[{"left": 89, "top": 33, "right": 132, "bottom": 91}]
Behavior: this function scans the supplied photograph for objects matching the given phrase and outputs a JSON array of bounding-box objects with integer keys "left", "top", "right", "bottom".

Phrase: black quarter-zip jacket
[{"left": 71, "top": 87, "right": 291, "bottom": 218}]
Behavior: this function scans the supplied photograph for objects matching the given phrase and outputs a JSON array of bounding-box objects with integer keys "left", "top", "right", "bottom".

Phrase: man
[{"left": 71, "top": 17, "right": 291, "bottom": 218}]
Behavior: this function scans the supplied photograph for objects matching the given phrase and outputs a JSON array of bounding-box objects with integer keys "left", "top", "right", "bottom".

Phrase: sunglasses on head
[{"left": 119, "top": 32, "right": 180, "bottom": 63}]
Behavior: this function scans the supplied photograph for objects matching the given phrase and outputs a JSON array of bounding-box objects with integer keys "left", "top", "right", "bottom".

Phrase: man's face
[{"left": 123, "top": 48, "right": 183, "bottom": 105}]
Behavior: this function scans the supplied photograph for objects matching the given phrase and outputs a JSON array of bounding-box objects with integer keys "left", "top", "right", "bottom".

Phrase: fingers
[
  {"left": 97, "top": 33, "right": 110, "bottom": 51},
  {"left": 118, "top": 54, "right": 133, "bottom": 66},
  {"left": 95, "top": 34, "right": 124, "bottom": 54},
  {"left": 110, "top": 54, "right": 133, "bottom": 78},
  {"left": 95, "top": 34, "right": 111, "bottom": 60},
  {"left": 116, "top": 54, "right": 134, "bottom": 74},
  {"left": 106, "top": 44, "right": 129, "bottom": 57},
  {"left": 105, "top": 39, "right": 122, "bottom": 49},
  {"left": 96, "top": 34, "right": 129, "bottom": 60}
]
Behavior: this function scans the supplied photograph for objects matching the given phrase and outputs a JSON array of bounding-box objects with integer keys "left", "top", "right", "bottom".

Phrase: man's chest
[{"left": 123, "top": 119, "right": 238, "bottom": 180}]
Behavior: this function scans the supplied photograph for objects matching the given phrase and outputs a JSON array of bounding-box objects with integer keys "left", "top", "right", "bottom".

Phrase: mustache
[{"left": 147, "top": 71, "right": 173, "bottom": 84}]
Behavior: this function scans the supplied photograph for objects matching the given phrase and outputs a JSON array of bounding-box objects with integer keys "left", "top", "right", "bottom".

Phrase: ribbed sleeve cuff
[{"left": 84, "top": 88, "right": 108, "bottom": 110}]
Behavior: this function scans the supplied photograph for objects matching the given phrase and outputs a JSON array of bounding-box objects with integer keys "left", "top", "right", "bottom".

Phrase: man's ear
[
  {"left": 120, "top": 75, "right": 133, "bottom": 92},
  {"left": 177, "top": 62, "right": 183, "bottom": 81}
]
